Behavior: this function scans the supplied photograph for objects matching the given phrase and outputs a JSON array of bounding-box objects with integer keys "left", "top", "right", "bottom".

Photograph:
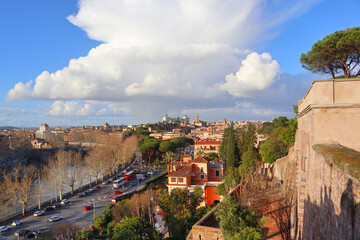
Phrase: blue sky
[{"left": 1, "top": 0, "right": 359, "bottom": 127}]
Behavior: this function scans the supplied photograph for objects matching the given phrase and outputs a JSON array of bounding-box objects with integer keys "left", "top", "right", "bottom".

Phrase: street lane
[{"left": 0, "top": 167, "right": 163, "bottom": 239}]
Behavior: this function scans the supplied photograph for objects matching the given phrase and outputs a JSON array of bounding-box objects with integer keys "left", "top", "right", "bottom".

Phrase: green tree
[
  {"left": 158, "top": 187, "right": 204, "bottom": 239},
  {"left": 300, "top": 27, "right": 360, "bottom": 78},
  {"left": 215, "top": 196, "right": 262, "bottom": 240},
  {"left": 203, "top": 152, "right": 219, "bottom": 161},
  {"left": 236, "top": 124, "right": 257, "bottom": 158},
  {"left": 239, "top": 146, "right": 260, "bottom": 179},
  {"left": 94, "top": 204, "right": 114, "bottom": 234},
  {"left": 159, "top": 140, "right": 176, "bottom": 153},
  {"left": 112, "top": 217, "right": 162, "bottom": 240},
  {"left": 139, "top": 137, "right": 161, "bottom": 165},
  {"left": 216, "top": 183, "right": 227, "bottom": 196},
  {"left": 279, "top": 118, "right": 297, "bottom": 146},
  {"left": 225, "top": 125, "right": 236, "bottom": 170},
  {"left": 259, "top": 129, "right": 287, "bottom": 164}
]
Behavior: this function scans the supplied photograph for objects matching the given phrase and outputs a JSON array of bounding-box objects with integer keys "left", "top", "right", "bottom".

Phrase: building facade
[{"left": 166, "top": 156, "right": 225, "bottom": 206}]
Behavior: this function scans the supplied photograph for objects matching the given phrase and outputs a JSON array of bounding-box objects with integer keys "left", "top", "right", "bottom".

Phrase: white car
[
  {"left": 61, "top": 199, "right": 70, "bottom": 205},
  {"left": 0, "top": 226, "right": 10, "bottom": 232},
  {"left": 11, "top": 220, "right": 22, "bottom": 226},
  {"left": 49, "top": 216, "right": 62, "bottom": 222},
  {"left": 147, "top": 171, "right": 154, "bottom": 175},
  {"left": 34, "top": 210, "right": 45, "bottom": 216}
]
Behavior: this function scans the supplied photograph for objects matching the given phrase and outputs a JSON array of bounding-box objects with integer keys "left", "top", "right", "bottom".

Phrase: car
[
  {"left": 84, "top": 204, "right": 94, "bottom": 211},
  {"left": 61, "top": 199, "right": 70, "bottom": 205},
  {"left": 52, "top": 203, "right": 62, "bottom": 208},
  {"left": 14, "top": 229, "right": 30, "bottom": 237},
  {"left": 86, "top": 188, "right": 95, "bottom": 193},
  {"left": 102, "top": 180, "right": 111, "bottom": 185},
  {"left": 11, "top": 220, "right": 23, "bottom": 226},
  {"left": 147, "top": 171, "right": 154, "bottom": 175},
  {"left": 34, "top": 210, "right": 45, "bottom": 216},
  {"left": 43, "top": 206, "right": 54, "bottom": 212},
  {"left": 94, "top": 185, "right": 101, "bottom": 189},
  {"left": 0, "top": 226, "right": 10, "bottom": 232},
  {"left": 114, "top": 190, "right": 122, "bottom": 194},
  {"left": 49, "top": 216, "right": 62, "bottom": 222},
  {"left": 77, "top": 192, "right": 87, "bottom": 198}
]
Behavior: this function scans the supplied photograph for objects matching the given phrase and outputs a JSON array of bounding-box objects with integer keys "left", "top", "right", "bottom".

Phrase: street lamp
[{"left": 92, "top": 199, "right": 96, "bottom": 223}]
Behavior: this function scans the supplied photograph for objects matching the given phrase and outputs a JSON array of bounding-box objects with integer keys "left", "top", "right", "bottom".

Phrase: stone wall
[
  {"left": 301, "top": 144, "right": 360, "bottom": 239},
  {"left": 190, "top": 225, "right": 223, "bottom": 240},
  {"left": 279, "top": 78, "right": 360, "bottom": 240}
]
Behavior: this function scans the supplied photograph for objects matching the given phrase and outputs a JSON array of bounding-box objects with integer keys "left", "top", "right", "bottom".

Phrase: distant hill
[{"left": 0, "top": 126, "right": 21, "bottom": 130}]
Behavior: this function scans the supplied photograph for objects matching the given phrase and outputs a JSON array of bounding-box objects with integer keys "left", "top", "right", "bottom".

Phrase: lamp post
[{"left": 92, "top": 199, "right": 96, "bottom": 223}]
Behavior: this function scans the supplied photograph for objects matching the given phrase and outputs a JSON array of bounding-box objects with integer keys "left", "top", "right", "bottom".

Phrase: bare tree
[
  {"left": 47, "top": 152, "right": 67, "bottom": 201},
  {"left": 9, "top": 130, "right": 32, "bottom": 152},
  {"left": 52, "top": 222, "right": 80, "bottom": 240},
  {"left": 63, "top": 151, "right": 82, "bottom": 195},
  {"left": 268, "top": 182, "right": 294, "bottom": 240},
  {"left": 2, "top": 165, "right": 37, "bottom": 216},
  {"left": 35, "top": 165, "right": 48, "bottom": 209}
]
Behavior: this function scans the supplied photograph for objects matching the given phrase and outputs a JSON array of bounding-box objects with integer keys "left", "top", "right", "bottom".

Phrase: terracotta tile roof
[
  {"left": 168, "top": 166, "right": 192, "bottom": 177},
  {"left": 191, "top": 156, "right": 209, "bottom": 163}
]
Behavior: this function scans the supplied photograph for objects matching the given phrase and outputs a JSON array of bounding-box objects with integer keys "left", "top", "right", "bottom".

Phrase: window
[
  {"left": 179, "top": 178, "right": 184, "bottom": 183},
  {"left": 200, "top": 174, "right": 205, "bottom": 180},
  {"left": 200, "top": 167, "right": 204, "bottom": 172},
  {"left": 171, "top": 178, "right": 176, "bottom": 183},
  {"left": 215, "top": 170, "right": 220, "bottom": 177}
]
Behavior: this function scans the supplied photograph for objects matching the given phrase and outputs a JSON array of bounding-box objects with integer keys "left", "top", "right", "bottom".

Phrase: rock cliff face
[{"left": 274, "top": 78, "right": 360, "bottom": 239}]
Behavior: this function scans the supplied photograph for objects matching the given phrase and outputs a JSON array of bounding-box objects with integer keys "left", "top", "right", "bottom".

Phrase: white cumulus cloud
[
  {"left": 5, "top": 0, "right": 321, "bottom": 123},
  {"left": 220, "top": 52, "right": 280, "bottom": 97}
]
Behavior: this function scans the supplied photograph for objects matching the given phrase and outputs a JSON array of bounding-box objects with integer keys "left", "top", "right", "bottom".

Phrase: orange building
[
  {"left": 166, "top": 156, "right": 225, "bottom": 206},
  {"left": 194, "top": 140, "right": 221, "bottom": 157}
]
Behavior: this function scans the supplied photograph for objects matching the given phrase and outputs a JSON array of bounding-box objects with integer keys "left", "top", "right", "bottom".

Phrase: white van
[{"left": 136, "top": 174, "right": 145, "bottom": 180}]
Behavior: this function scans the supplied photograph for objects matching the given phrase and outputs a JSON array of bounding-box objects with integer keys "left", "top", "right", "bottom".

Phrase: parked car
[
  {"left": 49, "top": 216, "right": 62, "bottom": 222},
  {"left": 102, "top": 180, "right": 111, "bottom": 185},
  {"left": 0, "top": 226, "right": 10, "bottom": 232},
  {"left": 77, "top": 192, "right": 86, "bottom": 198},
  {"left": 44, "top": 206, "right": 54, "bottom": 212},
  {"left": 114, "top": 190, "right": 122, "bottom": 194},
  {"left": 14, "top": 229, "right": 30, "bottom": 237},
  {"left": 84, "top": 204, "right": 94, "bottom": 211},
  {"left": 86, "top": 188, "right": 95, "bottom": 193},
  {"left": 61, "top": 199, "right": 70, "bottom": 205},
  {"left": 147, "top": 171, "right": 154, "bottom": 175},
  {"left": 34, "top": 210, "right": 45, "bottom": 216},
  {"left": 52, "top": 203, "right": 62, "bottom": 208},
  {"left": 11, "top": 220, "right": 23, "bottom": 226},
  {"left": 94, "top": 185, "right": 101, "bottom": 189}
]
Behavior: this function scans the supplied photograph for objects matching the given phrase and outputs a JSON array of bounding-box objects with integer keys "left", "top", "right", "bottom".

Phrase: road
[{"left": 0, "top": 152, "right": 165, "bottom": 239}]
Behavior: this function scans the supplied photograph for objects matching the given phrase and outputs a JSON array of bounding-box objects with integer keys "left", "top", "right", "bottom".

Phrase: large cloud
[
  {"left": 6, "top": 0, "right": 322, "bottom": 123},
  {"left": 220, "top": 52, "right": 280, "bottom": 97}
]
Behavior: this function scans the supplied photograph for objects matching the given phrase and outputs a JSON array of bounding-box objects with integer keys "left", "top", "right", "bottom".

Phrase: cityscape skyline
[{"left": 1, "top": 0, "right": 360, "bottom": 127}]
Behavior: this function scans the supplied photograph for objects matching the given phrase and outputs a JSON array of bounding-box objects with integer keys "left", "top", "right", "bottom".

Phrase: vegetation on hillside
[
  {"left": 258, "top": 116, "right": 297, "bottom": 164},
  {"left": 139, "top": 136, "right": 194, "bottom": 166},
  {"left": 215, "top": 196, "right": 262, "bottom": 240}
]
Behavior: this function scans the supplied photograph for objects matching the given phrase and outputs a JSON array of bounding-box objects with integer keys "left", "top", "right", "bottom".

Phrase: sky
[{"left": 1, "top": 0, "right": 359, "bottom": 128}]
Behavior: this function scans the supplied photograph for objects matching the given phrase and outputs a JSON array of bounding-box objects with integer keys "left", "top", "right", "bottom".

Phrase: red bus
[
  {"left": 124, "top": 171, "right": 136, "bottom": 181},
  {"left": 111, "top": 191, "right": 133, "bottom": 203}
]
